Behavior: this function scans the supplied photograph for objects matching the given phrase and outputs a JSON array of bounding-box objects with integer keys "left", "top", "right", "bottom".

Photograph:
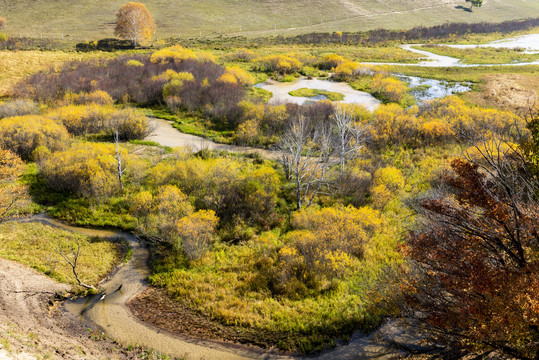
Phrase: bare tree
[
  {"left": 277, "top": 106, "right": 369, "bottom": 210},
  {"left": 333, "top": 104, "right": 368, "bottom": 173},
  {"left": 277, "top": 116, "right": 337, "bottom": 210},
  {"left": 55, "top": 239, "right": 96, "bottom": 290},
  {"left": 113, "top": 129, "right": 126, "bottom": 191}
]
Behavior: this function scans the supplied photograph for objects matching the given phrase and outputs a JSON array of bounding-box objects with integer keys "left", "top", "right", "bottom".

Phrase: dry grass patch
[
  {"left": 0, "top": 222, "right": 122, "bottom": 287},
  {"left": 464, "top": 73, "right": 539, "bottom": 111},
  {"left": 0, "top": 51, "right": 114, "bottom": 97},
  {"left": 1, "top": 0, "right": 539, "bottom": 38}
]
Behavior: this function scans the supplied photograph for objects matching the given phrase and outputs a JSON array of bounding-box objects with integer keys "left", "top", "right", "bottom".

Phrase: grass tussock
[{"left": 289, "top": 88, "right": 345, "bottom": 101}]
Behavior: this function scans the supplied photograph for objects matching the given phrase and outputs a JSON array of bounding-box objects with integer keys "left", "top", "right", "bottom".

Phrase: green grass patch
[
  {"left": 288, "top": 88, "right": 345, "bottom": 101},
  {"left": 129, "top": 140, "right": 162, "bottom": 147},
  {"left": 248, "top": 87, "right": 273, "bottom": 103},
  {"left": 45, "top": 197, "right": 137, "bottom": 230},
  {"left": 417, "top": 45, "right": 539, "bottom": 64},
  {"left": 387, "top": 64, "right": 539, "bottom": 85},
  {"left": 0, "top": 222, "right": 122, "bottom": 286},
  {"left": 21, "top": 164, "right": 137, "bottom": 231},
  {"left": 277, "top": 74, "right": 297, "bottom": 82},
  {"left": 149, "top": 219, "right": 401, "bottom": 353},
  {"left": 146, "top": 108, "right": 235, "bottom": 144}
]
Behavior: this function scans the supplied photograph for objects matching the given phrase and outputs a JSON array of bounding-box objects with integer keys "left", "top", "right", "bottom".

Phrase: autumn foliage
[
  {"left": 115, "top": 2, "right": 156, "bottom": 47},
  {"left": 0, "top": 149, "right": 26, "bottom": 218},
  {"left": 130, "top": 185, "right": 218, "bottom": 261},
  {"left": 38, "top": 142, "right": 126, "bottom": 199},
  {"left": 276, "top": 205, "right": 382, "bottom": 296},
  {"left": 253, "top": 55, "right": 302, "bottom": 75},
  {"left": 47, "top": 104, "right": 150, "bottom": 139},
  {"left": 0, "top": 115, "right": 69, "bottom": 160},
  {"left": 400, "top": 143, "right": 539, "bottom": 358}
]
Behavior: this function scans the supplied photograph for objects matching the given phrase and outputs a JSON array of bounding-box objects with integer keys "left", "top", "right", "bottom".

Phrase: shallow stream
[{"left": 255, "top": 78, "right": 381, "bottom": 111}]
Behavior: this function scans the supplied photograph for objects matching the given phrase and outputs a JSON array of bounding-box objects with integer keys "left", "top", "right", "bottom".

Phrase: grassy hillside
[{"left": 0, "top": 0, "right": 538, "bottom": 41}]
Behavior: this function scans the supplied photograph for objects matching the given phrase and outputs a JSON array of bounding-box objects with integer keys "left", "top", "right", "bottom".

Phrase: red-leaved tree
[{"left": 400, "top": 135, "right": 539, "bottom": 359}]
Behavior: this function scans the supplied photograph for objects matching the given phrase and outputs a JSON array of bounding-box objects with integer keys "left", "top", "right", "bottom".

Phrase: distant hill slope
[{"left": 0, "top": 0, "right": 538, "bottom": 41}]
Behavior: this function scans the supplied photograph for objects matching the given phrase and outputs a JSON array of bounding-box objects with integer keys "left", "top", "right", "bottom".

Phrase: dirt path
[{"left": 147, "top": 118, "right": 278, "bottom": 159}]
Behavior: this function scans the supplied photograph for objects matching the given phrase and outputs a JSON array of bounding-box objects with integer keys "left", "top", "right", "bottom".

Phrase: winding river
[
  {"left": 255, "top": 78, "right": 381, "bottom": 111},
  {"left": 255, "top": 34, "right": 539, "bottom": 108},
  {"left": 29, "top": 214, "right": 278, "bottom": 360},
  {"left": 21, "top": 214, "right": 417, "bottom": 360}
]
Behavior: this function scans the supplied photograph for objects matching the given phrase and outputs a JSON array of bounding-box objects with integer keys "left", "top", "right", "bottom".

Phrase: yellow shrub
[
  {"left": 177, "top": 210, "right": 219, "bottom": 261},
  {"left": 112, "top": 107, "right": 150, "bottom": 140},
  {"left": 318, "top": 53, "right": 347, "bottom": 70},
  {"left": 334, "top": 61, "right": 378, "bottom": 80},
  {"left": 372, "top": 74, "right": 408, "bottom": 103},
  {"left": 130, "top": 184, "right": 195, "bottom": 246},
  {"left": 276, "top": 204, "right": 381, "bottom": 295},
  {"left": 126, "top": 60, "right": 145, "bottom": 67},
  {"left": 161, "top": 72, "right": 195, "bottom": 99},
  {"left": 195, "top": 51, "right": 216, "bottom": 63},
  {"left": 152, "top": 70, "right": 194, "bottom": 83},
  {"left": 421, "top": 120, "right": 455, "bottom": 142},
  {"left": 222, "top": 66, "right": 255, "bottom": 86},
  {"left": 254, "top": 55, "right": 302, "bottom": 74},
  {"left": 291, "top": 205, "right": 382, "bottom": 256},
  {"left": 239, "top": 100, "right": 265, "bottom": 122},
  {"left": 0, "top": 115, "right": 69, "bottom": 160},
  {"left": 419, "top": 96, "right": 521, "bottom": 135},
  {"left": 373, "top": 166, "right": 405, "bottom": 192},
  {"left": 63, "top": 90, "right": 114, "bottom": 106},
  {"left": 150, "top": 45, "right": 197, "bottom": 64},
  {"left": 130, "top": 191, "right": 153, "bottom": 219},
  {"left": 371, "top": 104, "right": 420, "bottom": 146},
  {"left": 47, "top": 104, "right": 113, "bottom": 135},
  {"left": 217, "top": 72, "right": 238, "bottom": 85},
  {"left": 47, "top": 105, "right": 149, "bottom": 139},
  {"left": 235, "top": 119, "right": 260, "bottom": 145},
  {"left": 371, "top": 184, "right": 392, "bottom": 209},
  {"left": 39, "top": 142, "right": 125, "bottom": 199}
]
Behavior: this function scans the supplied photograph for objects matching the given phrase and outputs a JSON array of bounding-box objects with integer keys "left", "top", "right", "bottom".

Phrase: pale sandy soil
[{"left": 0, "top": 258, "right": 133, "bottom": 360}]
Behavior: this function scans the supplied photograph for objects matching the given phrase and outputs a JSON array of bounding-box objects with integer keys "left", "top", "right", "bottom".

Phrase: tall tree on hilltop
[
  {"left": 465, "top": 0, "right": 483, "bottom": 11},
  {"left": 115, "top": 2, "right": 156, "bottom": 47}
]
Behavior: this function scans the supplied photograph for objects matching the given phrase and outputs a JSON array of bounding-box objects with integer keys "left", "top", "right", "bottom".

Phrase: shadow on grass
[
  {"left": 20, "top": 165, "right": 136, "bottom": 230},
  {"left": 454, "top": 5, "right": 473, "bottom": 12}
]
